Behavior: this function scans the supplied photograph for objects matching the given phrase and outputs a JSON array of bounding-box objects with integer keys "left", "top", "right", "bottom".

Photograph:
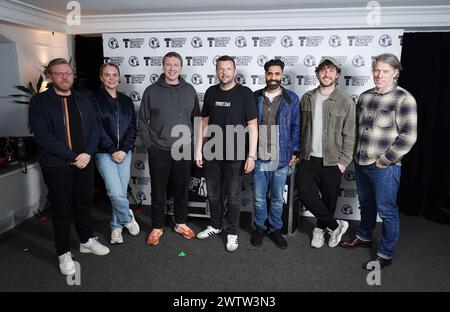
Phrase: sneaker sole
[
  {"left": 79, "top": 247, "right": 110, "bottom": 256},
  {"left": 110, "top": 239, "right": 123, "bottom": 244},
  {"left": 329, "top": 221, "right": 349, "bottom": 248},
  {"left": 60, "top": 267, "right": 76, "bottom": 275}
]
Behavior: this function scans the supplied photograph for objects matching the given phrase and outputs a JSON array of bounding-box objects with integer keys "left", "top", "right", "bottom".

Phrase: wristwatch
[{"left": 247, "top": 155, "right": 257, "bottom": 161}]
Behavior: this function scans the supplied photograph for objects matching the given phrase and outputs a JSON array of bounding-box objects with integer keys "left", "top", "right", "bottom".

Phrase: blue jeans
[
  {"left": 253, "top": 161, "right": 289, "bottom": 231},
  {"left": 355, "top": 163, "right": 401, "bottom": 259},
  {"left": 95, "top": 152, "right": 132, "bottom": 230}
]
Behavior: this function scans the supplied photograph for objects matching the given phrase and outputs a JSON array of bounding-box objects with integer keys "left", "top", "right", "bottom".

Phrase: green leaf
[
  {"left": 14, "top": 85, "right": 34, "bottom": 94},
  {"left": 36, "top": 75, "right": 44, "bottom": 92},
  {"left": 27, "top": 81, "right": 36, "bottom": 95},
  {"left": 14, "top": 100, "right": 31, "bottom": 104},
  {"left": 9, "top": 94, "right": 28, "bottom": 98}
]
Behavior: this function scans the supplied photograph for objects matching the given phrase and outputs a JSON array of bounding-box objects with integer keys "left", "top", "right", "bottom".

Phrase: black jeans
[
  {"left": 148, "top": 145, "right": 192, "bottom": 228},
  {"left": 296, "top": 157, "right": 342, "bottom": 230},
  {"left": 41, "top": 163, "right": 94, "bottom": 256},
  {"left": 204, "top": 160, "right": 243, "bottom": 235}
]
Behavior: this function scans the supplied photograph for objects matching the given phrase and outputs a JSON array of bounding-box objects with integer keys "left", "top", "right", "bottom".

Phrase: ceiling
[{"left": 10, "top": 0, "right": 450, "bottom": 16}]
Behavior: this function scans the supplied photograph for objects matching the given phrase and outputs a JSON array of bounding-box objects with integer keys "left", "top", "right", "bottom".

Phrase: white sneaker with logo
[
  {"left": 124, "top": 209, "right": 140, "bottom": 236},
  {"left": 327, "top": 220, "right": 349, "bottom": 248},
  {"left": 58, "top": 251, "right": 75, "bottom": 275},
  {"left": 111, "top": 228, "right": 123, "bottom": 244},
  {"left": 80, "top": 237, "right": 110, "bottom": 255},
  {"left": 311, "top": 227, "right": 325, "bottom": 248},
  {"left": 226, "top": 234, "right": 239, "bottom": 252},
  {"left": 197, "top": 226, "right": 222, "bottom": 239}
]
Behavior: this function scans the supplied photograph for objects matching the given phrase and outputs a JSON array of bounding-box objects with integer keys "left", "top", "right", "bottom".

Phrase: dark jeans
[
  {"left": 148, "top": 145, "right": 192, "bottom": 228},
  {"left": 41, "top": 163, "right": 94, "bottom": 256},
  {"left": 204, "top": 160, "right": 243, "bottom": 235},
  {"left": 296, "top": 157, "right": 342, "bottom": 230}
]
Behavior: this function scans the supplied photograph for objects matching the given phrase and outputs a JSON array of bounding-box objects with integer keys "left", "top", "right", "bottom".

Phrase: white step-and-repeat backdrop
[{"left": 102, "top": 29, "right": 403, "bottom": 221}]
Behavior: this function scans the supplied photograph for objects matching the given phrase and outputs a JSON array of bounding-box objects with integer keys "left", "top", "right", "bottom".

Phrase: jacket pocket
[{"left": 375, "top": 109, "right": 395, "bottom": 128}]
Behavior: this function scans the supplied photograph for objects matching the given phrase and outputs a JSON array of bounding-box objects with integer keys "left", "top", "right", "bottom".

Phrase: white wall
[{"left": 0, "top": 22, "right": 70, "bottom": 136}]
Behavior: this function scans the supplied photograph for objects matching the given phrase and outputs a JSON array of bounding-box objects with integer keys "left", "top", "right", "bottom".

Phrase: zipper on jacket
[{"left": 115, "top": 100, "right": 120, "bottom": 150}]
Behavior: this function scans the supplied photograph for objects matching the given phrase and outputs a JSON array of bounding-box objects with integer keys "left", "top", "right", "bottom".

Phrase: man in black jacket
[{"left": 29, "top": 58, "right": 110, "bottom": 276}]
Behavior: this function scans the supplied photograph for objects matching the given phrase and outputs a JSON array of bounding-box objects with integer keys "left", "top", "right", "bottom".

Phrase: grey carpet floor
[{"left": 1, "top": 197, "right": 449, "bottom": 292}]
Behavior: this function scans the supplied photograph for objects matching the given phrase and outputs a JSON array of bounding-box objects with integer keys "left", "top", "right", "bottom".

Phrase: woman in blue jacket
[{"left": 92, "top": 63, "right": 139, "bottom": 244}]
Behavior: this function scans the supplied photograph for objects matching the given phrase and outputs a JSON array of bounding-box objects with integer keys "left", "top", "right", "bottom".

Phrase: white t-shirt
[{"left": 310, "top": 92, "right": 329, "bottom": 158}]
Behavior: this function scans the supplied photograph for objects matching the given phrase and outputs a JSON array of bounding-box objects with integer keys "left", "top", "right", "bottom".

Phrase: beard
[
  {"left": 52, "top": 80, "right": 73, "bottom": 92},
  {"left": 266, "top": 79, "right": 281, "bottom": 90}
]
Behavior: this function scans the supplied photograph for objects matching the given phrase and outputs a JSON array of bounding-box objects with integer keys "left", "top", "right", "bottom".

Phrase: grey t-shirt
[{"left": 310, "top": 92, "right": 329, "bottom": 158}]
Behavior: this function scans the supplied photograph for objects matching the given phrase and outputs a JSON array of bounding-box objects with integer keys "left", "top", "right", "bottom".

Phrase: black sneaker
[
  {"left": 251, "top": 229, "right": 265, "bottom": 247},
  {"left": 268, "top": 229, "right": 287, "bottom": 249}
]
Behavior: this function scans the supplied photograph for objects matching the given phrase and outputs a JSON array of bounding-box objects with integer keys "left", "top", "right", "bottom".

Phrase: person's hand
[
  {"left": 375, "top": 159, "right": 388, "bottom": 168},
  {"left": 72, "top": 153, "right": 91, "bottom": 169},
  {"left": 289, "top": 155, "right": 299, "bottom": 167},
  {"left": 244, "top": 158, "right": 255, "bottom": 173},
  {"left": 338, "top": 163, "right": 347, "bottom": 173},
  {"left": 195, "top": 151, "right": 203, "bottom": 168},
  {"left": 112, "top": 151, "right": 127, "bottom": 163}
]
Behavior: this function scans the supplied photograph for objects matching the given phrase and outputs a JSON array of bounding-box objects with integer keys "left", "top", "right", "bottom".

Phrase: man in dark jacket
[
  {"left": 251, "top": 59, "right": 300, "bottom": 249},
  {"left": 29, "top": 58, "right": 110, "bottom": 276},
  {"left": 138, "top": 52, "right": 200, "bottom": 246}
]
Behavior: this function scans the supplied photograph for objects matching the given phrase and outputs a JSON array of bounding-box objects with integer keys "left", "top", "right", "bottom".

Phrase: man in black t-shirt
[{"left": 195, "top": 55, "right": 258, "bottom": 252}]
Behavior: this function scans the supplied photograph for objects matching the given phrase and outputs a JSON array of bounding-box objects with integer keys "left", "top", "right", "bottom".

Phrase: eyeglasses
[{"left": 51, "top": 71, "right": 74, "bottom": 77}]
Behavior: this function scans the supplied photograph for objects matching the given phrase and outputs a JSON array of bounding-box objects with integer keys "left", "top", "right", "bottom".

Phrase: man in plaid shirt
[{"left": 341, "top": 53, "right": 417, "bottom": 270}]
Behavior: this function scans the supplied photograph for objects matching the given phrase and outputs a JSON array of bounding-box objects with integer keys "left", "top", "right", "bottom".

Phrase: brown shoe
[{"left": 340, "top": 237, "right": 372, "bottom": 248}]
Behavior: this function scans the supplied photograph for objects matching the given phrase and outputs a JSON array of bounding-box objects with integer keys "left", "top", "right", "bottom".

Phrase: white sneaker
[
  {"left": 80, "top": 237, "right": 110, "bottom": 255},
  {"left": 226, "top": 234, "right": 239, "bottom": 252},
  {"left": 311, "top": 227, "right": 325, "bottom": 248},
  {"left": 124, "top": 209, "right": 140, "bottom": 236},
  {"left": 197, "top": 226, "right": 221, "bottom": 239},
  {"left": 327, "top": 220, "right": 349, "bottom": 248},
  {"left": 111, "top": 228, "right": 123, "bottom": 244},
  {"left": 58, "top": 252, "right": 75, "bottom": 275}
]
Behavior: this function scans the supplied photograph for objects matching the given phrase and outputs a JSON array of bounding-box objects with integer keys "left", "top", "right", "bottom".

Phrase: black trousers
[
  {"left": 41, "top": 163, "right": 94, "bottom": 256},
  {"left": 147, "top": 145, "right": 192, "bottom": 228},
  {"left": 204, "top": 160, "right": 243, "bottom": 235},
  {"left": 296, "top": 157, "right": 342, "bottom": 230}
]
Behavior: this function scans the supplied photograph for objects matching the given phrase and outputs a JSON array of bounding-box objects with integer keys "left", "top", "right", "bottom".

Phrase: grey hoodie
[{"left": 138, "top": 74, "right": 200, "bottom": 151}]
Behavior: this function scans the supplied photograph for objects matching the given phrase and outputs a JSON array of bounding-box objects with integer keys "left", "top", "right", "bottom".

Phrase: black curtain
[
  {"left": 74, "top": 35, "right": 103, "bottom": 93},
  {"left": 397, "top": 32, "right": 450, "bottom": 224}
]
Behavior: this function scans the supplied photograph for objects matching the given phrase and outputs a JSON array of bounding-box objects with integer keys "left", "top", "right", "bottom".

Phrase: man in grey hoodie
[{"left": 138, "top": 51, "right": 200, "bottom": 246}]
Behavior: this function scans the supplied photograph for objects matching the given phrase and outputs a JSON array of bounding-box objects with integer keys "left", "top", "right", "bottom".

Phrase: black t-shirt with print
[{"left": 201, "top": 83, "right": 257, "bottom": 161}]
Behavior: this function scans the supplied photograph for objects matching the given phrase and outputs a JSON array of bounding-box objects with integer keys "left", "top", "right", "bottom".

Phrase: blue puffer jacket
[
  {"left": 254, "top": 87, "right": 301, "bottom": 168},
  {"left": 91, "top": 89, "right": 136, "bottom": 154},
  {"left": 29, "top": 87, "right": 99, "bottom": 167}
]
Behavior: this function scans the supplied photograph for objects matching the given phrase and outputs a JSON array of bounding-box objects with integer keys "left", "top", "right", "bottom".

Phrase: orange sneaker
[
  {"left": 174, "top": 223, "right": 196, "bottom": 239},
  {"left": 147, "top": 228, "right": 163, "bottom": 246}
]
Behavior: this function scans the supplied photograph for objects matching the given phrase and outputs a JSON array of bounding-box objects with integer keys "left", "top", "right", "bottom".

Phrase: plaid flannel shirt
[{"left": 354, "top": 85, "right": 417, "bottom": 166}]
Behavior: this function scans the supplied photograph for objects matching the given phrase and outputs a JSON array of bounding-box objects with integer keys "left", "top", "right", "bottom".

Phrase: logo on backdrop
[
  {"left": 130, "top": 91, "right": 141, "bottom": 102},
  {"left": 103, "top": 57, "right": 124, "bottom": 66},
  {"left": 191, "top": 36, "right": 203, "bottom": 48},
  {"left": 352, "top": 55, "right": 365, "bottom": 67},
  {"left": 257, "top": 55, "right": 269, "bottom": 67},
  {"left": 212, "top": 55, "right": 220, "bottom": 66},
  {"left": 398, "top": 35, "right": 403, "bottom": 46},
  {"left": 303, "top": 55, "right": 316, "bottom": 67},
  {"left": 235, "top": 74, "right": 246, "bottom": 85},
  {"left": 108, "top": 38, "right": 119, "bottom": 49},
  {"left": 351, "top": 94, "right": 359, "bottom": 104},
  {"left": 251, "top": 74, "right": 266, "bottom": 85},
  {"left": 164, "top": 37, "right": 187, "bottom": 48},
  {"left": 281, "top": 35, "right": 293, "bottom": 47},
  {"left": 297, "top": 75, "right": 318, "bottom": 86},
  {"left": 130, "top": 177, "right": 150, "bottom": 186},
  {"left": 136, "top": 191, "right": 147, "bottom": 201},
  {"left": 298, "top": 36, "right": 324, "bottom": 47},
  {"left": 150, "top": 74, "right": 160, "bottom": 84},
  {"left": 379, "top": 34, "right": 392, "bottom": 47},
  {"left": 134, "top": 145, "right": 147, "bottom": 154},
  {"left": 233, "top": 56, "right": 253, "bottom": 66},
  {"left": 207, "top": 75, "right": 219, "bottom": 84},
  {"left": 282, "top": 74, "right": 292, "bottom": 86},
  {"left": 252, "top": 36, "right": 276, "bottom": 47},
  {"left": 191, "top": 74, "right": 203, "bottom": 85},
  {"left": 124, "top": 74, "right": 146, "bottom": 84},
  {"left": 347, "top": 35, "right": 374, "bottom": 46},
  {"left": 149, "top": 37, "right": 160, "bottom": 49},
  {"left": 135, "top": 160, "right": 145, "bottom": 170},
  {"left": 329, "top": 35, "right": 342, "bottom": 47},
  {"left": 207, "top": 37, "right": 231, "bottom": 48},
  {"left": 197, "top": 92, "right": 205, "bottom": 104},
  {"left": 344, "top": 75, "right": 370, "bottom": 86},
  {"left": 144, "top": 56, "right": 163, "bottom": 66},
  {"left": 274, "top": 56, "right": 299, "bottom": 66},
  {"left": 341, "top": 204, "right": 353, "bottom": 215},
  {"left": 235, "top": 36, "right": 247, "bottom": 48},
  {"left": 123, "top": 38, "right": 145, "bottom": 48},
  {"left": 185, "top": 56, "right": 208, "bottom": 66},
  {"left": 128, "top": 56, "right": 140, "bottom": 67}
]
